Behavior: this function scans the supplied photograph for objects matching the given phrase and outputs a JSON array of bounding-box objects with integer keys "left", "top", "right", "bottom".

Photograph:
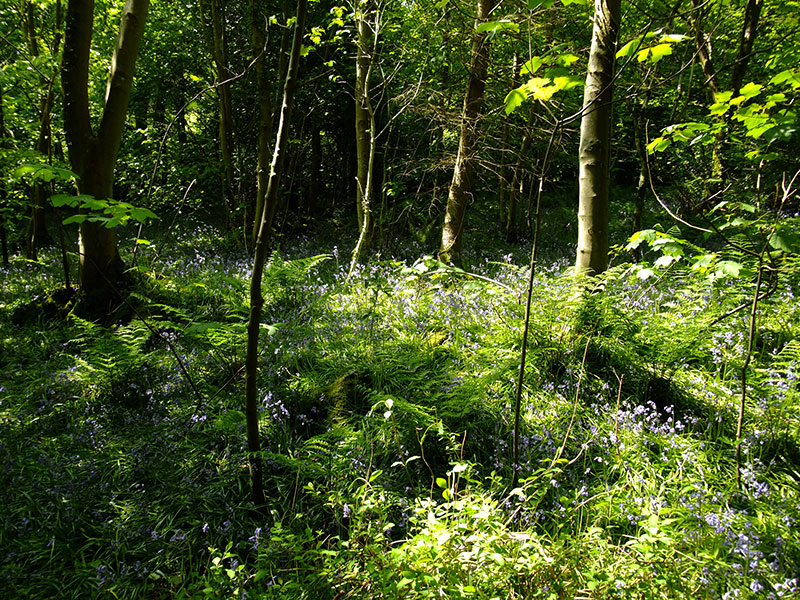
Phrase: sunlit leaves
[
  {"left": 476, "top": 20, "right": 519, "bottom": 37},
  {"left": 627, "top": 228, "right": 752, "bottom": 281},
  {"left": 769, "top": 68, "right": 800, "bottom": 89},
  {"left": 54, "top": 195, "right": 158, "bottom": 228},
  {"left": 647, "top": 122, "right": 711, "bottom": 154},
  {"left": 504, "top": 89, "right": 527, "bottom": 115},
  {"left": 616, "top": 31, "right": 688, "bottom": 64},
  {"left": 504, "top": 72, "right": 583, "bottom": 114}
]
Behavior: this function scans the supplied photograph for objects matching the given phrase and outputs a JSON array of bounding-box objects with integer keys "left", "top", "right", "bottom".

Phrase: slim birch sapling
[{"left": 244, "top": 0, "right": 308, "bottom": 506}]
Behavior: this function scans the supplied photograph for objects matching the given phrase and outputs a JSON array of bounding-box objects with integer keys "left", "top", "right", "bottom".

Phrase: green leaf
[
  {"left": 435, "top": 477, "right": 447, "bottom": 489},
  {"left": 616, "top": 39, "right": 639, "bottom": 59},
  {"left": 105, "top": 215, "right": 127, "bottom": 228},
  {"left": 654, "top": 255, "right": 677, "bottom": 268},
  {"left": 476, "top": 20, "right": 519, "bottom": 35},
  {"left": 63, "top": 214, "right": 87, "bottom": 225},
  {"left": 648, "top": 43, "right": 674, "bottom": 63},
  {"left": 520, "top": 56, "right": 544, "bottom": 75},
  {"left": 769, "top": 230, "right": 800, "bottom": 254},
  {"left": 715, "top": 260, "right": 743, "bottom": 278},
  {"left": 659, "top": 33, "right": 687, "bottom": 43},
  {"left": 81, "top": 197, "right": 107, "bottom": 211},
  {"left": 528, "top": 0, "right": 556, "bottom": 8},
  {"left": 504, "top": 88, "right": 527, "bottom": 115},
  {"left": 555, "top": 52, "right": 580, "bottom": 67},
  {"left": 647, "top": 137, "right": 672, "bottom": 153},
  {"left": 692, "top": 253, "right": 716, "bottom": 272},
  {"left": 131, "top": 207, "right": 158, "bottom": 223},
  {"left": 50, "top": 194, "right": 81, "bottom": 208},
  {"left": 739, "top": 82, "right": 763, "bottom": 98},
  {"left": 769, "top": 69, "right": 800, "bottom": 89}
]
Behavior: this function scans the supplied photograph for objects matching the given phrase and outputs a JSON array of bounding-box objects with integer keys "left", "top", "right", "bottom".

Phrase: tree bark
[
  {"left": 200, "top": 0, "right": 236, "bottom": 225},
  {"left": 24, "top": 1, "right": 62, "bottom": 258},
  {"left": 631, "top": 101, "right": 647, "bottom": 260},
  {"left": 731, "top": 0, "right": 763, "bottom": 96},
  {"left": 250, "top": 0, "right": 273, "bottom": 243},
  {"left": 498, "top": 52, "right": 520, "bottom": 234},
  {"left": 690, "top": 0, "right": 761, "bottom": 187},
  {"left": 0, "top": 80, "right": 7, "bottom": 266},
  {"left": 62, "top": 0, "right": 149, "bottom": 297},
  {"left": 245, "top": 0, "right": 308, "bottom": 506},
  {"left": 507, "top": 101, "right": 537, "bottom": 243},
  {"left": 575, "top": 0, "right": 621, "bottom": 276},
  {"left": 439, "top": 0, "right": 492, "bottom": 267},
  {"left": 351, "top": 0, "right": 378, "bottom": 271},
  {"left": 307, "top": 123, "right": 322, "bottom": 217}
]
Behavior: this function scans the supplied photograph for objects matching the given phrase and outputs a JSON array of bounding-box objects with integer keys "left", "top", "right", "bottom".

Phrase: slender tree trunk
[
  {"left": 498, "top": 52, "right": 520, "bottom": 232},
  {"left": 507, "top": 101, "right": 537, "bottom": 243},
  {"left": 631, "top": 102, "right": 647, "bottom": 259},
  {"left": 307, "top": 123, "right": 321, "bottom": 217},
  {"left": 689, "top": 0, "right": 762, "bottom": 195},
  {"left": 351, "top": 0, "right": 378, "bottom": 269},
  {"left": 200, "top": 0, "right": 236, "bottom": 224},
  {"left": 245, "top": 0, "right": 308, "bottom": 506},
  {"left": 250, "top": 0, "right": 273, "bottom": 243},
  {"left": 24, "top": 1, "right": 63, "bottom": 258},
  {"left": 575, "top": 0, "right": 620, "bottom": 276},
  {"left": 439, "top": 0, "right": 492, "bottom": 267},
  {"left": 690, "top": 0, "right": 724, "bottom": 182},
  {"left": 0, "top": 80, "right": 7, "bottom": 266},
  {"left": 62, "top": 0, "right": 149, "bottom": 298},
  {"left": 731, "top": 0, "right": 762, "bottom": 97}
]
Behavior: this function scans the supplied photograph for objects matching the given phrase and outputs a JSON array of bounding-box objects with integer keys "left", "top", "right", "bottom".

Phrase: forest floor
[{"left": 1, "top": 203, "right": 799, "bottom": 599}]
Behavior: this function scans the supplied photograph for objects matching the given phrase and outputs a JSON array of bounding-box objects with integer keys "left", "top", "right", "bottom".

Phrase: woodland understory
[
  {"left": 2, "top": 0, "right": 800, "bottom": 597},
  {"left": 2, "top": 194, "right": 800, "bottom": 599}
]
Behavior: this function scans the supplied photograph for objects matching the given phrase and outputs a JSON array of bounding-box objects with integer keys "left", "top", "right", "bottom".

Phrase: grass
[{"left": 1, "top": 208, "right": 799, "bottom": 599}]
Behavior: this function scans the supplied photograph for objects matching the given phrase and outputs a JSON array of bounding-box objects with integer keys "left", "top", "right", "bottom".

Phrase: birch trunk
[{"left": 575, "top": 0, "right": 620, "bottom": 276}]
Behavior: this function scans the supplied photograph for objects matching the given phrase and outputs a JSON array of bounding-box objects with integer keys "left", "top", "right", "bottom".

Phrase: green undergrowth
[{"left": 1, "top": 224, "right": 799, "bottom": 599}]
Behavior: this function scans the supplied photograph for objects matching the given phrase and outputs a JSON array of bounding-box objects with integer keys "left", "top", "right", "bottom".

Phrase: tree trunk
[
  {"left": 250, "top": 0, "right": 273, "bottom": 243},
  {"left": 439, "top": 0, "right": 492, "bottom": 267},
  {"left": 0, "top": 80, "right": 7, "bottom": 266},
  {"left": 24, "top": 1, "right": 62, "bottom": 258},
  {"left": 307, "top": 123, "right": 321, "bottom": 217},
  {"left": 200, "top": 0, "right": 235, "bottom": 225},
  {"left": 351, "top": 0, "right": 378, "bottom": 270},
  {"left": 631, "top": 102, "right": 647, "bottom": 260},
  {"left": 245, "top": 0, "right": 308, "bottom": 506},
  {"left": 575, "top": 0, "right": 620, "bottom": 276},
  {"left": 62, "top": 0, "right": 149, "bottom": 298},
  {"left": 731, "top": 0, "right": 763, "bottom": 96},
  {"left": 507, "top": 101, "right": 537, "bottom": 243},
  {"left": 498, "top": 52, "right": 520, "bottom": 233},
  {"left": 690, "top": 0, "right": 763, "bottom": 194}
]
